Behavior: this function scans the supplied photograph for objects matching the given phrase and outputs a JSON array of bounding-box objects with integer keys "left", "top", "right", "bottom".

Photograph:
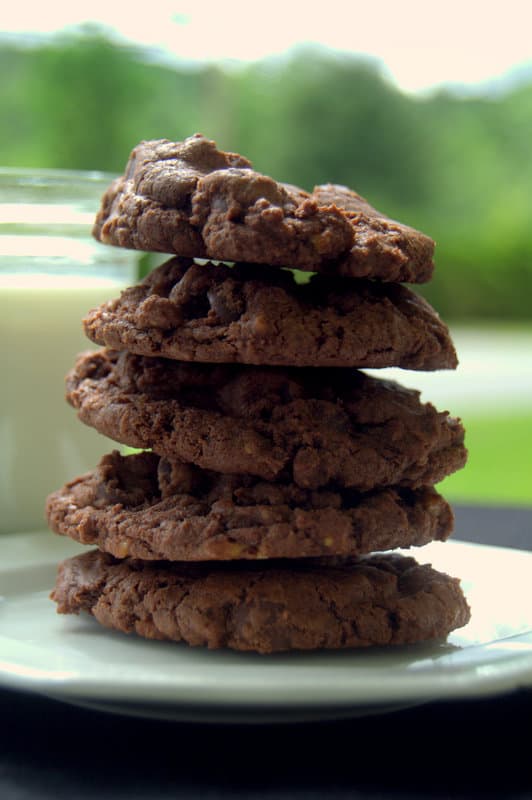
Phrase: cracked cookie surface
[
  {"left": 92, "top": 134, "right": 434, "bottom": 282},
  {"left": 66, "top": 350, "right": 467, "bottom": 491},
  {"left": 46, "top": 450, "right": 454, "bottom": 562},
  {"left": 83, "top": 258, "right": 456, "bottom": 370},
  {"left": 51, "top": 548, "right": 471, "bottom": 652}
]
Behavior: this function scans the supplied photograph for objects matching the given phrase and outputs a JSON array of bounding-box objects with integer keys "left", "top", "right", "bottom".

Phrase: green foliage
[
  {"left": 1, "top": 28, "right": 531, "bottom": 321},
  {"left": 439, "top": 411, "right": 532, "bottom": 506}
]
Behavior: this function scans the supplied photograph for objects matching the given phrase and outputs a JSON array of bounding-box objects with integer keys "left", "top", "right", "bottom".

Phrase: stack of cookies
[{"left": 47, "top": 134, "right": 471, "bottom": 653}]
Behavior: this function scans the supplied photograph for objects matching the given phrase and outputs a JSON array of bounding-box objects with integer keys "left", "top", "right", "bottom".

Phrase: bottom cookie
[{"left": 51, "top": 550, "right": 471, "bottom": 653}]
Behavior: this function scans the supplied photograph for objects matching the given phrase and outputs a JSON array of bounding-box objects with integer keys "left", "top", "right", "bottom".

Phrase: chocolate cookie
[
  {"left": 92, "top": 134, "right": 434, "bottom": 282},
  {"left": 83, "top": 258, "right": 456, "bottom": 371},
  {"left": 66, "top": 350, "right": 467, "bottom": 491},
  {"left": 46, "top": 450, "right": 454, "bottom": 562},
  {"left": 51, "top": 549, "right": 471, "bottom": 652}
]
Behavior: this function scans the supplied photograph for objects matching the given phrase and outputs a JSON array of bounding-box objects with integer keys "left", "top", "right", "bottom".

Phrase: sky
[{"left": 3, "top": 0, "right": 532, "bottom": 94}]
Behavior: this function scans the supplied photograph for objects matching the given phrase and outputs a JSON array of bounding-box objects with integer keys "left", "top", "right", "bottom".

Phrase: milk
[
  {"left": 0, "top": 273, "right": 136, "bottom": 533},
  {"left": 0, "top": 169, "right": 139, "bottom": 534}
]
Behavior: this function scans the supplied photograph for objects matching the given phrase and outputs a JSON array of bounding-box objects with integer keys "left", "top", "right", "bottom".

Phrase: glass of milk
[{"left": 0, "top": 168, "right": 139, "bottom": 534}]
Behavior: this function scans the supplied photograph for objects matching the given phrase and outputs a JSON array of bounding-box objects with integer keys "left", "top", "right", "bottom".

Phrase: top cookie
[{"left": 93, "top": 134, "right": 434, "bottom": 282}]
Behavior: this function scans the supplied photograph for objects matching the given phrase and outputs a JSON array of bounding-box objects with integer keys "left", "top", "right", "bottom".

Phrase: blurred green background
[{"left": 2, "top": 25, "right": 531, "bottom": 506}]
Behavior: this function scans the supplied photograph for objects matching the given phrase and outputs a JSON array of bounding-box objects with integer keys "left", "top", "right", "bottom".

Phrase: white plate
[{"left": 1, "top": 531, "right": 532, "bottom": 723}]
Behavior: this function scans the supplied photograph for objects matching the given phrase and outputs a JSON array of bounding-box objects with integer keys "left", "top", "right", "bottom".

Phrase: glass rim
[{"left": 0, "top": 166, "right": 117, "bottom": 184}]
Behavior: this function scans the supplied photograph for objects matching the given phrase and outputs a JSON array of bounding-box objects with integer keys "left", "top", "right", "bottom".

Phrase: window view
[{"left": 2, "top": 4, "right": 531, "bottom": 507}]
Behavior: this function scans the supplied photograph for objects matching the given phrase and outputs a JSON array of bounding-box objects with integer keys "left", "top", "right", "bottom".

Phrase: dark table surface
[{"left": 2, "top": 503, "right": 531, "bottom": 800}]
